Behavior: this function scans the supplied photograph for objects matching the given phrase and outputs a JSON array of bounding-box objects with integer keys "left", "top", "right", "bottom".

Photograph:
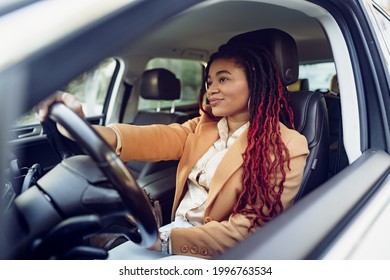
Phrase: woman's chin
[{"left": 211, "top": 109, "right": 224, "bottom": 118}]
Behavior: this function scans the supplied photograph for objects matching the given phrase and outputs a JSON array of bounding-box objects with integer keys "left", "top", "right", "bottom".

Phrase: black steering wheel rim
[
  {"left": 40, "top": 117, "right": 79, "bottom": 160},
  {"left": 48, "top": 103, "right": 158, "bottom": 248}
]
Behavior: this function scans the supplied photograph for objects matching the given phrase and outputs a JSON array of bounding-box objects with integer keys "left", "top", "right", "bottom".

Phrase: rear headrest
[
  {"left": 227, "top": 28, "right": 298, "bottom": 86},
  {"left": 330, "top": 74, "right": 339, "bottom": 94},
  {"left": 140, "top": 68, "right": 181, "bottom": 100},
  {"left": 288, "top": 78, "right": 309, "bottom": 91}
]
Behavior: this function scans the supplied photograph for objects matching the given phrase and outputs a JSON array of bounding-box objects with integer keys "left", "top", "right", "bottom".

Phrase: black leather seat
[
  {"left": 228, "top": 28, "right": 329, "bottom": 202},
  {"left": 126, "top": 68, "right": 189, "bottom": 179},
  {"left": 289, "top": 91, "right": 329, "bottom": 201},
  {"left": 133, "top": 68, "right": 189, "bottom": 125},
  {"left": 323, "top": 75, "right": 348, "bottom": 176}
]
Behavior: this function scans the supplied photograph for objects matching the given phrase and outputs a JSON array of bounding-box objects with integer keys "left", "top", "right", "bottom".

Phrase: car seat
[
  {"left": 126, "top": 68, "right": 189, "bottom": 179},
  {"left": 323, "top": 74, "right": 348, "bottom": 176},
  {"left": 330, "top": 74, "right": 339, "bottom": 95},
  {"left": 133, "top": 68, "right": 189, "bottom": 125},
  {"left": 228, "top": 28, "right": 330, "bottom": 202},
  {"left": 287, "top": 78, "right": 310, "bottom": 91}
]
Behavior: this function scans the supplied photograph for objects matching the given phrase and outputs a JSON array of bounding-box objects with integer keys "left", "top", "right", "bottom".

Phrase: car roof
[
  {"left": 122, "top": 1, "right": 332, "bottom": 64},
  {"left": 0, "top": 0, "right": 335, "bottom": 114}
]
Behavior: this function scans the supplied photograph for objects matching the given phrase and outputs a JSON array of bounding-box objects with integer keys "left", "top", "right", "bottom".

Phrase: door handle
[{"left": 17, "top": 127, "right": 42, "bottom": 139}]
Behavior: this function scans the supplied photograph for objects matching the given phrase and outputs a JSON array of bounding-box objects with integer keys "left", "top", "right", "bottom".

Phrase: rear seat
[
  {"left": 133, "top": 68, "right": 189, "bottom": 125},
  {"left": 126, "top": 68, "right": 189, "bottom": 179}
]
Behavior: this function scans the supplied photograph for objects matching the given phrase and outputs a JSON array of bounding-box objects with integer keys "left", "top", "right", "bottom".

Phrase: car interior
[
  {"left": 126, "top": 67, "right": 189, "bottom": 180},
  {"left": 6, "top": 0, "right": 388, "bottom": 259}
]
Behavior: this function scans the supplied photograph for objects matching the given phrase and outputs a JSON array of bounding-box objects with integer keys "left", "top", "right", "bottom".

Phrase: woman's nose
[{"left": 206, "top": 83, "right": 219, "bottom": 95}]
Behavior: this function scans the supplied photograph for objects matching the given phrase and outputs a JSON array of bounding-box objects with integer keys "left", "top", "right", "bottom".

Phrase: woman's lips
[{"left": 209, "top": 98, "right": 223, "bottom": 106}]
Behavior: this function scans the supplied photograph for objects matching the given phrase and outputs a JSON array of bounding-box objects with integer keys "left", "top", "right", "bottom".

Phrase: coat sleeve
[
  {"left": 107, "top": 117, "right": 200, "bottom": 162},
  {"left": 170, "top": 132, "right": 309, "bottom": 259}
]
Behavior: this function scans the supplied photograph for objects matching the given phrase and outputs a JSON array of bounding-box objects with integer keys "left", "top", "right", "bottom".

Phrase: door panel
[
  {"left": 8, "top": 134, "right": 59, "bottom": 196},
  {"left": 7, "top": 115, "right": 104, "bottom": 195}
]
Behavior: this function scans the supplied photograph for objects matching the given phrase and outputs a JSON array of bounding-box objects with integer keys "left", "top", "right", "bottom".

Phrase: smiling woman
[
  {"left": 205, "top": 58, "right": 250, "bottom": 120},
  {"left": 1, "top": 0, "right": 390, "bottom": 268}
]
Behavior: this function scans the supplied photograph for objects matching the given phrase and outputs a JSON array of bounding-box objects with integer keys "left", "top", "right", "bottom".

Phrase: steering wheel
[
  {"left": 47, "top": 102, "right": 158, "bottom": 248},
  {"left": 40, "top": 116, "right": 82, "bottom": 160}
]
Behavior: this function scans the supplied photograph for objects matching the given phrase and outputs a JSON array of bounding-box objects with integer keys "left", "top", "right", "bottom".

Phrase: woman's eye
[
  {"left": 219, "top": 77, "right": 228, "bottom": 83},
  {"left": 205, "top": 77, "right": 228, "bottom": 89}
]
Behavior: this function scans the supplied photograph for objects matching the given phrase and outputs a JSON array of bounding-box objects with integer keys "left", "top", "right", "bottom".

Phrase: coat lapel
[
  {"left": 206, "top": 127, "right": 248, "bottom": 208},
  {"left": 172, "top": 121, "right": 219, "bottom": 213},
  {"left": 184, "top": 122, "right": 220, "bottom": 173},
  {"left": 172, "top": 122, "right": 249, "bottom": 218}
]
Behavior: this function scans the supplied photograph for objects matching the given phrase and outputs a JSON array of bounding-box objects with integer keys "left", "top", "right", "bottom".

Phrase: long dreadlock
[{"left": 199, "top": 42, "right": 295, "bottom": 230}]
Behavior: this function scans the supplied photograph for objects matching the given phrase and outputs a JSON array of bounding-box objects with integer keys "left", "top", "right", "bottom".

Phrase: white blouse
[
  {"left": 158, "top": 117, "right": 249, "bottom": 254},
  {"left": 174, "top": 117, "right": 249, "bottom": 227}
]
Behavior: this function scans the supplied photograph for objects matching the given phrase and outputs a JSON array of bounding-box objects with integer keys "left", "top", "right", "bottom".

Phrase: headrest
[
  {"left": 140, "top": 68, "right": 181, "bottom": 100},
  {"left": 227, "top": 28, "right": 298, "bottom": 86},
  {"left": 288, "top": 78, "right": 309, "bottom": 91},
  {"left": 330, "top": 74, "right": 339, "bottom": 94}
]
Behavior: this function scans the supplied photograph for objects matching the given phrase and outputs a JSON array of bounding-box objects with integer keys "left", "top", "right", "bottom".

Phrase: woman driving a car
[{"left": 37, "top": 41, "right": 309, "bottom": 259}]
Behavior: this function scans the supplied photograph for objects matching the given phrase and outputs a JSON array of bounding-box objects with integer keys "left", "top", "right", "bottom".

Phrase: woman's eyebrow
[{"left": 208, "top": 69, "right": 232, "bottom": 78}]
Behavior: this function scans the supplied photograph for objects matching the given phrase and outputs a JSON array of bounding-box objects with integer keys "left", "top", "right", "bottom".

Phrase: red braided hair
[{"left": 199, "top": 43, "right": 295, "bottom": 229}]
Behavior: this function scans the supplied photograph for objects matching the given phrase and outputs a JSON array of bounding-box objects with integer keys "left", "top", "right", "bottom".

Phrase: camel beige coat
[{"left": 109, "top": 109, "right": 309, "bottom": 259}]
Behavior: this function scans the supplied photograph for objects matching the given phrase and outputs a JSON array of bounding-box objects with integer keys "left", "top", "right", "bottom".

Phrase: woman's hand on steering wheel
[
  {"left": 35, "top": 91, "right": 85, "bottom": 140},
  {"left": 42, "top": 100, "right": 159, "bottom": 248}
]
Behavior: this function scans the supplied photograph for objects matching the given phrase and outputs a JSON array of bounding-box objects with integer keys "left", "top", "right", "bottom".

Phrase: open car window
[{"left": 15, "top": 57, "right": 118, "bottom": 127}]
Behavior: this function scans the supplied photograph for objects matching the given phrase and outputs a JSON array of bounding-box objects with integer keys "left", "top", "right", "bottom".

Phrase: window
[
  {"left": 298, "top": 62, "right": 336, "bottom": 91},
  {"left": 371, "top": 0, "right": 390, "bottom": 71},
  {"left": 15, "top": 58, "right": 118, "bottom": 126},
  {"left": 138, "top": 58, "right": 203, "bottom": 110},
  {"left": 65, "top": 58, "right": 117, "bottom": 117}
]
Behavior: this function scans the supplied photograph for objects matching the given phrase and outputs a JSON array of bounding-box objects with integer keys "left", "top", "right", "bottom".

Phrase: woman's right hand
[
  {"left": 35, "top": 91, "right": 119, "bottom": 151},
  {"left": 35, "top": 91, "right": 86, "bottom": 140}
]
